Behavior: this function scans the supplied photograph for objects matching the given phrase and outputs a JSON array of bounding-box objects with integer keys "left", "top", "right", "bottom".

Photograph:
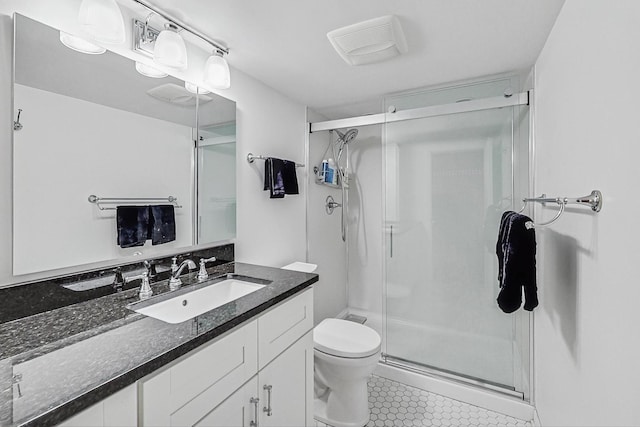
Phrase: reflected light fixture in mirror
[
  {"left": 184, "top": 81, "right": 210, "bottom": 94},
  {"left": 135, "top": 61, "right": 168, "bottom": 78},
  {"left": 203, "top": 50, "right": 231, "bottom": 89},
  {"left": 153, "top": 23, "right": 188, "bottom": 69},
  {"left": 78, "top": 0, "right": 126, "bottom": 44},
  {"left": 59, "top": 31, "right": 106, "bottom": 54}
]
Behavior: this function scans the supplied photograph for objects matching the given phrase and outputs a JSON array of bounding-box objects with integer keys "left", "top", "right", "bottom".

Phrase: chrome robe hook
[{"left": 14, "top": 109, "right": 23, "bottom": 131}]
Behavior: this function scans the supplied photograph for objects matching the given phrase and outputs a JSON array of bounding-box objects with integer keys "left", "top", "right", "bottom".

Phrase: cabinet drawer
[
  {"left": 141, "top": 320, "right": 258, "bottom": 426},
  {"left": 258, "top": 288, "right": 313, "bottom": 369}
]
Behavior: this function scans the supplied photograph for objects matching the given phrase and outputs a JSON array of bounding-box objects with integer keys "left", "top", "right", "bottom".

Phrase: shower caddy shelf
[
  {"left": 88, "top": 195, "right": 182, "bottom": 211},
  {"left": 519, "top": 189, "right": 602, "bottom": 228}
]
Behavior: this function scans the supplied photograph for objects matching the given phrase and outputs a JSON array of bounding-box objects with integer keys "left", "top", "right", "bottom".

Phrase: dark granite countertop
[{"left": 0, "top": 262, "right": 318, "bottom": 427}]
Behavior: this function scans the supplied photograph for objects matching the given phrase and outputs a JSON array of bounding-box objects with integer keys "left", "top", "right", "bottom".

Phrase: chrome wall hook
[{"left": 14, "top": 109, "right": 23, "bottom": 131}]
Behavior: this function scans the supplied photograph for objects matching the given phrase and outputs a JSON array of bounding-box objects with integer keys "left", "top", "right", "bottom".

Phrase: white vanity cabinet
[
  {"left": 140, "top": 287, "right": 314, "bottom": 427},
  {"left": 57, "top": 383, "right": 137, "bottom": 427}
]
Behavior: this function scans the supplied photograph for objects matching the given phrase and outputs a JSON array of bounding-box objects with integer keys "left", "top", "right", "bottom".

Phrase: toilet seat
[{"left": 314, "top": 318, "right": 381, "bottom": 358}]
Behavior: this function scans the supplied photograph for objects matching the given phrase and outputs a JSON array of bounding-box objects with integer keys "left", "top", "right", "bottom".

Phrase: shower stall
[{"left": 308, "top": 77, "right": 532, "bottom": 401}]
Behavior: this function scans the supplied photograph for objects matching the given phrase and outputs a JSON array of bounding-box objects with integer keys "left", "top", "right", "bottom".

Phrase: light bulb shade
[
  {"left": 203, "top": 53, "right": 230, "bottom": 89},
  {"left": 59, "top": 31, "right": 106, "bottom": 54},
  {"left": 135, "top": 61, "right": 168, "bottom": 78},
  {"left": 184, "top": 82, "right": 210, "bottom": 94},
  {"left": 154, "top": 26, "right": 188, "bottom": 69},
  {"left": 78, "top": 0, "right": 125, "bottom": 44}
]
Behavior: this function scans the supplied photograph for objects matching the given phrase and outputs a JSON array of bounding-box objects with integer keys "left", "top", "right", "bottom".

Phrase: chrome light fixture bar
[{"left": 131, "top": 0, "right": 229, "bottom": 55}]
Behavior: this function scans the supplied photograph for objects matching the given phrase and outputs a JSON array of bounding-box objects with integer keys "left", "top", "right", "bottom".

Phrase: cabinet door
[
  {"left": 58, "top": 384, "right": 137, "bottom": 427},
  {"left": 259, "top": 331, "right": 313, "bottom": 427},
  {"left": 141, "top": 320, "right": 258, "bottom": 426},
  {"left": 195, "top": 377, "right": 259, "bottom": 427}
]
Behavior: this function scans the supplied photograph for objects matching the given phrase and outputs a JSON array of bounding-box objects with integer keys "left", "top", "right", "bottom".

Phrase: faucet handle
[
  {"left": 197, "top": 259, "right": 209, "bottom": 281},
  {"left": 138, "top": 272, "right": 152, "bottom": 300}
]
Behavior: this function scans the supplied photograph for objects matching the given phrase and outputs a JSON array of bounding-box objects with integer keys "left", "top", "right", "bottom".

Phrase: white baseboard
[{"left": 374, "top": 363, "right": 535, "bottom": 422}]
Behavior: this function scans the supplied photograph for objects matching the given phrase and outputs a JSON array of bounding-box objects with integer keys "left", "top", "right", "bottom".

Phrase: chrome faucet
[{"left": 169, "top": 257, "right": 197, "bottom": 290}]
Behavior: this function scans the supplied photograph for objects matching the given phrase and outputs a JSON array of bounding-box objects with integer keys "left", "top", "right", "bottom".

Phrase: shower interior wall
[
  {"left": 306, "top": 115, "right": 383, "bottom": 330},
  {"left": 307, "top": 110, "right": 349, "bottom": 325}
]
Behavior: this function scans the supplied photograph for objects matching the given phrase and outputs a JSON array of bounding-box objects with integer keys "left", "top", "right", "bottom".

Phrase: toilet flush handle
[{"left": 263, "top": 384, "right": 273, "bottom": 416}]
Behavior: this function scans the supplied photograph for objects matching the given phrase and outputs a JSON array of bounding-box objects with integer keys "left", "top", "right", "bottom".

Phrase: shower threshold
[{"left": 381, "top": 353, "right": 524, "bottom": 400}]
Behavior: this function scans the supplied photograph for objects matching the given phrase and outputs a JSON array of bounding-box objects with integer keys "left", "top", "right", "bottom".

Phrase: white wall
[
  {"left": 0, "top": 1, "right": 307, "bottom": 284},
  {"left": 533, "top": 1, "right": 640, "bottom": 425}
]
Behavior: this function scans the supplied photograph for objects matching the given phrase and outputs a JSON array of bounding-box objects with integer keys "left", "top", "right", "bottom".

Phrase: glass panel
[
  {"left": 197, "top": 124, "right": 236, "bottom": 243},
  {"left": 384, "top": 106, "right": 521, "bottom": 389}
]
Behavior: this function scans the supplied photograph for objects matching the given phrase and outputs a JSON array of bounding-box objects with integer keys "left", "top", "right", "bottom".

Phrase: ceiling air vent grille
[{"left": 327, "top": 15, "right": 408, "bottom": 66}]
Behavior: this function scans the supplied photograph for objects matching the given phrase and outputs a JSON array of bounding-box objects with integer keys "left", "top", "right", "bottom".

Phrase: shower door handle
[
  {"left": 390, "top": 225, "right": 393, "bottom": 258},
  {"left": 263, "top": 384, "right": 273, "bottom": 416},
  {"left": 250, "top": 397, "right": 260, "bottom": 427}
]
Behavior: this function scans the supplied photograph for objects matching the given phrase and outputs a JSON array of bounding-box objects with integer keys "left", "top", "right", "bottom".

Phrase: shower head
[{"left": 335, "top": 128, "right": 358, "bottom": 144}]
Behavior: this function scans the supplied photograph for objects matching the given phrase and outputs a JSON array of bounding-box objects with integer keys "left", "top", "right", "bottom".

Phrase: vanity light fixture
[
  {"left": 130, "top": 0, "right": 231, "bottom": 88},
  {"left": 135, "top": 61, "right": 168, "bottom": 78},
  {"left": 59, "top": 31, "right": 106, "bottom": 54},
  {"left": 184, "top": 82, "right": 210, "bottom": 94},
  {"left": 203, "top": 50, "right": 231, "bottom": 90},
  {"left": 78, "top": 0, "right": 126, "bottom": 44}
]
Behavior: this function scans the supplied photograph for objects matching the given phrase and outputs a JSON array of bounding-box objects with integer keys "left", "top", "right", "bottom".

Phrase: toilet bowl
[{"left": 313, "top": 318, "right": 381, "bottom": 427}]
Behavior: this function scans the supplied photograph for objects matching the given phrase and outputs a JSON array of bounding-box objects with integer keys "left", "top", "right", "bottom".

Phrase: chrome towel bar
[
  {"left": 246, "top": 153, "right": 304, "bottom": 168},
  {"left": 88, "top": 195, "right": 182, "bottom": 211}
]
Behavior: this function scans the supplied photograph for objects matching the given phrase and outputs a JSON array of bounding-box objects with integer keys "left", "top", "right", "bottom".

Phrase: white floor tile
[{"left": 365, "top": 376, "right": 531, "bottom": 427}]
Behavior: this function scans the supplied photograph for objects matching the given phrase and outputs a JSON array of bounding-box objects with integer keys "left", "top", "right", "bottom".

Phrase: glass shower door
[{"left": 383, "top": 106, "right": 528, "bottom": 392}]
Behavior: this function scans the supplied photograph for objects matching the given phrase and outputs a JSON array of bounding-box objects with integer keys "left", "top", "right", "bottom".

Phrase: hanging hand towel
[
  {"left": 282, "top": 159, "right": 299, "bottom": 195},
  {"left": 496, "top": 211, "right": 539, "bottom": 313},
  {"left": 263, "top": 157, "right": 286, "bottom": 198},
  {"left": 149, "top": 205, "right": 176, "bottom": 245},
  {"left": 116, "top": 206, "right": 149, "bottom": 248}
]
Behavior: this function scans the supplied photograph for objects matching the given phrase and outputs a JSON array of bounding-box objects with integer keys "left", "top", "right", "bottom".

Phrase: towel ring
[{"left": 519, "top": 196, "right": 566, "bottom": 228}]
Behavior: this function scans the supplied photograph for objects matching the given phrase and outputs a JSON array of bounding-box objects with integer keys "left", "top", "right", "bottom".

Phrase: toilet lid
[{"left": 314, "top": 318, "right": 381, "bottom": 358}]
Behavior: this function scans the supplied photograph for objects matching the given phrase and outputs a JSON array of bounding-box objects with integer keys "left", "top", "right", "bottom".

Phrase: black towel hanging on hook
[{"left": 496, "top": 211, "right": 539, "bottom": 313}]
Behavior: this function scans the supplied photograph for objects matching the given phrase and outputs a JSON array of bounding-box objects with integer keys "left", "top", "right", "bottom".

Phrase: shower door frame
[{"left": 309, "top": 88, "right": 533, "bottom": 401}]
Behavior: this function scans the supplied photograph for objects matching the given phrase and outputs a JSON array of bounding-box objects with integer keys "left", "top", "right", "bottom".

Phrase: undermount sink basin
[{"left": 130, "top": 278, "right": 266, "bottom": 324}]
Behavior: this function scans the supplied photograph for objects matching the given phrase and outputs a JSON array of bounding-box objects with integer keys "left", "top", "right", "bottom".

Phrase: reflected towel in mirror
[
  {"left": 149, "top": 205, "right": 176, "bottom": 245},
  {"left": 116, "top": 206, "right": 149, "bottom": 248}
]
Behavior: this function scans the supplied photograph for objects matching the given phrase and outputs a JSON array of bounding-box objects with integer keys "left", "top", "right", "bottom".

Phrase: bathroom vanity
[{"left": 0, "top": 262, "right": 318, "bottom": 427}]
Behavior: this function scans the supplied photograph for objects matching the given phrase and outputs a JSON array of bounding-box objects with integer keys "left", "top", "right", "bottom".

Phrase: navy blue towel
[
  {"left": 149, "top": 205, "right": 176, "bottom": 245},
  {"left": 264, "top": 157, "right": 299, "bottom": 198},
  {"left": 264, "top": 158, "right": 286, "bottom": 198},
  {"left": 282, "top": 160, "right": 299, "bottom": 195},
  {"left": 496, "top": 211, "right": 538, "bottom": 313},
  {"left": 116, "top": 206, "right": 149, "bottom": 248}
]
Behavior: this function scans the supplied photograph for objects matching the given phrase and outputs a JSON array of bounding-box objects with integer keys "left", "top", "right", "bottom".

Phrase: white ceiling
[{"left": 146, "top": 0, "right": 565, "bottom": 117}]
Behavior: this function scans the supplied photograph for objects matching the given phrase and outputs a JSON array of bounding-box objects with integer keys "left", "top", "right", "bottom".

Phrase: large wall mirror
[{"left": 12, "top": 14, "right": 236, "bottom": 276}]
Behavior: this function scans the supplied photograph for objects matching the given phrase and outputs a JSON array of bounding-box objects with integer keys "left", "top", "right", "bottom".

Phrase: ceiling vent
[
  {"left": 147, "top": 83, "right": 212, "bottom": 107},
  {"left": 327, "top": 15, "right": 408, "bottom": 66}
]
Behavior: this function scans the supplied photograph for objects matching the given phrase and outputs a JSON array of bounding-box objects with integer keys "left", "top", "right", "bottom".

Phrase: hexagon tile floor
[{"left": 316, "top": 375, "right": 532, "bottom": 427}]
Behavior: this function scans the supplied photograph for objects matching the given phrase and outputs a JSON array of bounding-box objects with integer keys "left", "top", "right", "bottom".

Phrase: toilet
[{"left": 313, "top": 318, "right": 381, "bottom": 427}]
